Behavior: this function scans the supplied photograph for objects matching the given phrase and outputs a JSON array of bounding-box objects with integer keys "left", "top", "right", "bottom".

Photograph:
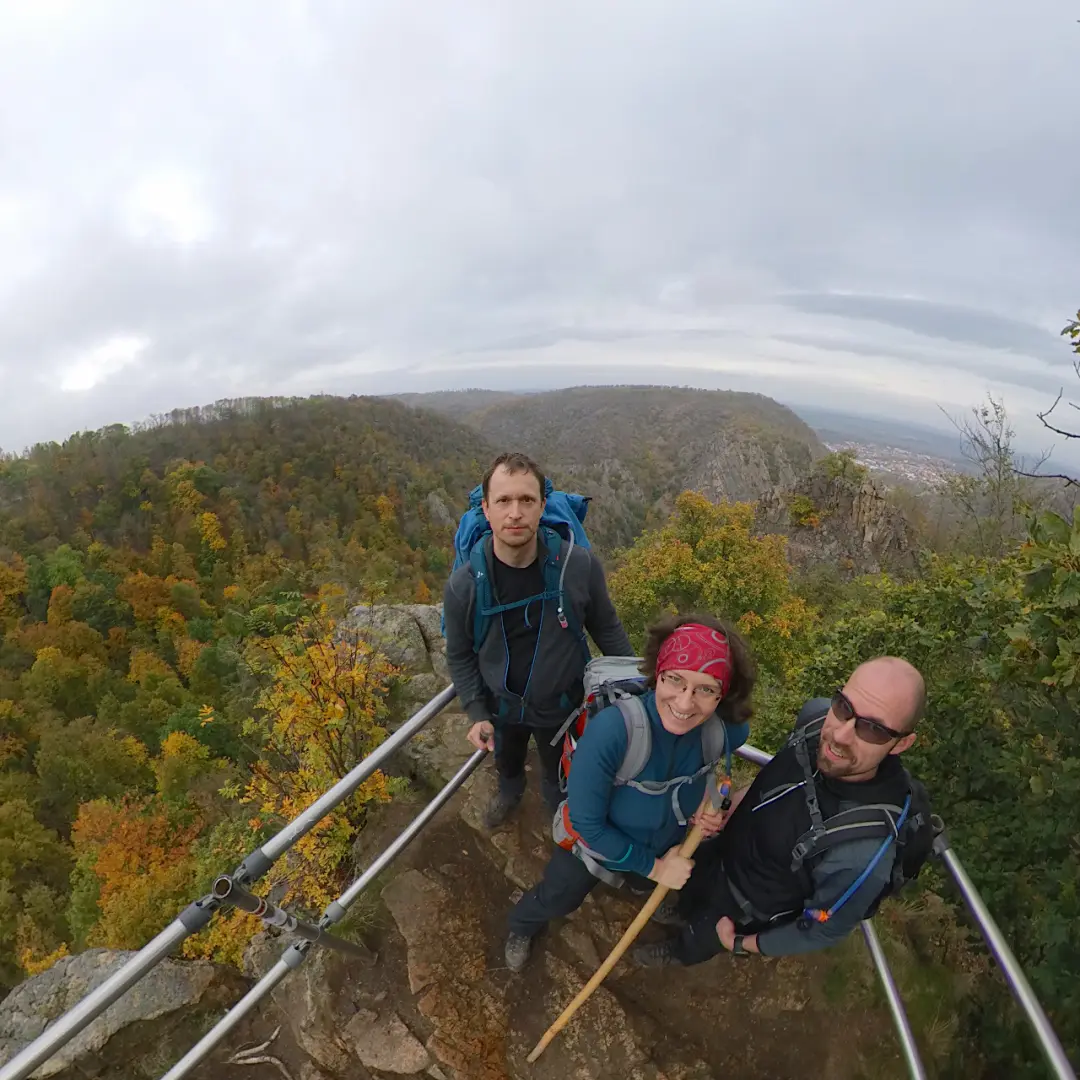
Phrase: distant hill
[
  {"left": 0, "top": 395, "right": 494, "bottom": 597},
  {"left": 392, "top": 389, "right": 525, "bottom": 421},
  {"left": 394, "top": 386, "right": 825, "bottom": 549}
]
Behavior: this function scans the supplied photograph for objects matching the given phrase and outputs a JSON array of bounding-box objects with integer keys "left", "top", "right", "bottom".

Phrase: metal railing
[
  {"left": 0, "top": 685, "right": 459, "bottom": 1080},
  {"left": 0, "top": 687, "right": 1074, "bottom": 1080}
]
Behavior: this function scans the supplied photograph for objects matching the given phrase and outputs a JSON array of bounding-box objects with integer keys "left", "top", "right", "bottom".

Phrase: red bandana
[{"left": 656, "top": 623, "right": 732, "bottom": 697}]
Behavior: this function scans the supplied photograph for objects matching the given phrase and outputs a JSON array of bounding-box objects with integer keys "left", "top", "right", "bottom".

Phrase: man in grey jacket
[
  {"left": 634, "top": 656, "right": 932, "bottom": 963},
  {"left": 443, "top": 452, "right": 633, "bottom": 828}
]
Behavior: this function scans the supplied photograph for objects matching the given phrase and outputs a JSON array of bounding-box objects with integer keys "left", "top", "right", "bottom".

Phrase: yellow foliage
[
  {"left": 414, "top": 580, "right": 433, "bottom": 604},
  {"left": 374, "top": 494, "right": 396, "bottom": 527},
  {"left": 121, "top": 735, "right": 150, "bottom": 767},
  {"left": 127, "top": 646, "right": 176, "bottom": 685},
  {"left": 181, "top": 907, "right": 261, "bottom": 967},
  {"left": 175, "top": 637, "right": 206, "bottom": 678},
  {"left": 118, "top": 570, "right": 172, "bottom": 624},
  {"left": 72, "top": 799, "right": 203, "bottom": 950},
  {"left": 19, "top": 942, "right": 69, "bottom": 977},
  {"left": 240, "top": 607, "right": 399, "bottom": 908},
  {"left": 609, "top": 491, "right": 813, "bottom": 681},
  {"left": 46, "top": 585, "right": 75, "bottom": 626},
  {"left": 197, "top": 511, "right": 228, "bottom": 552},
  {"left": 0, "top": 554, "right": 27, "bottom": 623}
]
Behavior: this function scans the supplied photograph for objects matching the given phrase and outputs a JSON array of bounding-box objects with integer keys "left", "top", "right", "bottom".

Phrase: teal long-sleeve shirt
[{"left": 565, "top": 691, "right": 749, "bottom": 879}]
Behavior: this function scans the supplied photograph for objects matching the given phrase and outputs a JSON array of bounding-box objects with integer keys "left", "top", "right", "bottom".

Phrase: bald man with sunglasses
[{"left": 634, "top": 656, "right": 933, "bottom": 967}]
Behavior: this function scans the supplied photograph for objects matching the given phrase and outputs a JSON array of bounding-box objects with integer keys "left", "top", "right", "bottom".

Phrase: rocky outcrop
[
  {"left": 0, "top": 949, "right": 248, "bottom": 1079},
  {"left": 688, "top": 428, "right": 808, "bottom": 504},
  {"left": 757, "top": 472, "right": 918, "bottom": 576},
  {"left": 342, "top": 602, "right": 478, "bottom": 792}
]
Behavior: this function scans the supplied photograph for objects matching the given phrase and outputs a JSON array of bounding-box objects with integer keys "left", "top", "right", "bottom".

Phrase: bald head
[{"left": 848, "top": 656, "right": 926, "bottom": 733}]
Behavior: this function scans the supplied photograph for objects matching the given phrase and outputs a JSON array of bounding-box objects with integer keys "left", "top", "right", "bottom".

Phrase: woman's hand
[
  {"left": 688, "top": 805, "right": 728, "bottom": 837},
  {"left": 690, "top": 784, "right": 751, "bottom": 836},
  {"left": 648, "top": 844, "right": 695, "bottom": 890}
]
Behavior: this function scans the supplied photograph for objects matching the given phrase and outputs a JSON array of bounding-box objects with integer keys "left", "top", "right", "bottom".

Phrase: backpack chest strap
[
  {"left": 623, "top": 766, "right": 713, "bottom": 826},
  {"left": 791, "top": 802, "right": 907, "bottom": 872}
]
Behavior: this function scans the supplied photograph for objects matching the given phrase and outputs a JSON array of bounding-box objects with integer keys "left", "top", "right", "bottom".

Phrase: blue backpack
[{"left": 442, "top": 478, "right": 592, "bottom": 653}]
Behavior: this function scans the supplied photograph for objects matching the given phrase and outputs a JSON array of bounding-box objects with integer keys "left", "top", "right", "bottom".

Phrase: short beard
[{"left": 816, "top": 745, "right": 854, "bottom": 777}]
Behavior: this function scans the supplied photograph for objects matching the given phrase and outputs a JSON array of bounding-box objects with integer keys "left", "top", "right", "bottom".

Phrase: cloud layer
[{"left": 1, "top": 0, "right": 1078, "bottom": 456}]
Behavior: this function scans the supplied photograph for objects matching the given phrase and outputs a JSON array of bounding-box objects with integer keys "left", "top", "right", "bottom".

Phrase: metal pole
[
  {"left": 157, "top": 747, "right": 488, "bottom": 1080},
  {"left": 939, "top": 846, "right": 1076, "bottom": 1080},
  {"left": 861, "top": 920, "right": 928, "bottom": 1080},
  {"left": 158, "top": 957, "right": 297, "bottom": 1080},
  {"left": 735, "top": 743, "right": 773, "bottom": 768},
  {"left": 232, "top": 684, "right": 458, "bottom": 883},
  {"left": 0, "top": 908, "right": 212, "bottom": 1080},
  {"left": 211, "top": 877, "right": 372, "bottom": 962},
  {"left": 330, "top": 746, "right": 486, "bottom": 914}
]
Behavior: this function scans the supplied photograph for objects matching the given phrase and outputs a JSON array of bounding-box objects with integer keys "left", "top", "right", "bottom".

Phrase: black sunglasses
[{"left": 830, "top": 690, "right": 907, "bottom": 745}]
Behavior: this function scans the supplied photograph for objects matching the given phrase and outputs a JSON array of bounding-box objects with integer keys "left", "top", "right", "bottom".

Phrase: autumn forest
[{"left": 2, "top": 367, "right": 1080, "bottom": 1077}]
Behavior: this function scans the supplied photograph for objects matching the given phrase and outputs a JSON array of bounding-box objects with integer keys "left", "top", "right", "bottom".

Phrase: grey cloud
[
  {"left": 778, "top": 296, "right": 1066, "bottom": 360},
  {"left": 1, "top": 0, "right": 1079, "bottom": 453}
]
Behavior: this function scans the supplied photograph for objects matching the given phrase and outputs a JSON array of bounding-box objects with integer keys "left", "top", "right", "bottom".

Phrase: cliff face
[
  {"left": 398, "top": 385, "right": 824, "bottom": 551},
  {"left": 688, "top": 427, "right": 806, "bottom": 504},
  {"left": 757, "top": 473, "right": 918, "bottom": 576}
]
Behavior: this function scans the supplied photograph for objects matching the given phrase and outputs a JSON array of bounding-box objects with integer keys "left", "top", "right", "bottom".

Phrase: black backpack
[{"left": 785, "top": 698, "right": 937, "bottom": 924}]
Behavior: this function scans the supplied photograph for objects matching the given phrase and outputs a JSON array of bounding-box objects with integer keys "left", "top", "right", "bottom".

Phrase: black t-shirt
[{"left": 491, "top": 554, "right": 546, "bottom": 697}]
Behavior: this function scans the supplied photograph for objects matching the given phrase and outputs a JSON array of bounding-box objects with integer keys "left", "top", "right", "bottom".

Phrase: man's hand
[
  {"left": 648, "top": 844, "right": 695, "bottom": 890},
  {"left": 716, "top": 916, "right": 759, "bottom": 954},
  {"left": 467, "top": 721, "right": 495, "bottom": 752}
]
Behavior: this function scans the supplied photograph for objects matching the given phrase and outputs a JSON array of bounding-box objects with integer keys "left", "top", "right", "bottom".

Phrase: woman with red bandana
[{"left": 503, "top": 613, "right": 756, "bottom": 972}]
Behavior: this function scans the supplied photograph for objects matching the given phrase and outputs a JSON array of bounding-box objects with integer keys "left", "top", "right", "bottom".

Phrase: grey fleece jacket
[{"left": 442, "top": 532, "right": 633, "bottom": 727}]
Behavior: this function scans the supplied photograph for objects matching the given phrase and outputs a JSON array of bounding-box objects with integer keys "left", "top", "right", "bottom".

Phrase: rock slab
[{"left": 0, "top": 948, "right": 246, "bottom": 1079}]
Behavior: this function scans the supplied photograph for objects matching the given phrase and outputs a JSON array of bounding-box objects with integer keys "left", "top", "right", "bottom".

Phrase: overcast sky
[{"left": 1, "top": 1, "right": 1079, "bottom": 462}]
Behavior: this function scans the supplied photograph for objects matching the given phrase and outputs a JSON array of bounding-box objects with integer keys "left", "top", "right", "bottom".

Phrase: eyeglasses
[
  {"left": 830, "top": 690, "right": 907, "bottom": 745},
  {"left": 660, "top": 671, "right": 722, "bottom": 702}
]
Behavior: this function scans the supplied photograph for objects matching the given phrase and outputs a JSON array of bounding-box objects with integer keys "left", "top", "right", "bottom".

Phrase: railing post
[
  {"left": 936, "top": 833, "right": 1076, "bottom": 1080},
  {"left": 861, "top": 920, "right": 927, "bottom": 1080}
]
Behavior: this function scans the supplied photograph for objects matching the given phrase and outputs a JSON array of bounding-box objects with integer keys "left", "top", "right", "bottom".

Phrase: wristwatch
[{"left": 731, "top": 935, "right": 751, "bottom": 958}]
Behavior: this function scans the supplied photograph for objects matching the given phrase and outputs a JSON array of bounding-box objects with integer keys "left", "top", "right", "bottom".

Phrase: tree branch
[
  {"left": 1014, "top": 467, "right": 1080, "bottom": 489},
  {"left": 1037, "top": 389, "right": 1080, "bottom": 440}
]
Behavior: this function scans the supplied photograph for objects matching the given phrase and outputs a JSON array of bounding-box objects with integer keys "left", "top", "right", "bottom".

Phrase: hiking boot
[
  {"left": 649, "top": 897, "right": 687, "bottom": 928},
  {"left": 631, "top": 939, "right": 677, "bottom": 967},
  {"left": 504, "top": 932, "right": 533, "bottom": 972},
  {"left": 483, "top": 791, "right": 522, "bottom": 830}
]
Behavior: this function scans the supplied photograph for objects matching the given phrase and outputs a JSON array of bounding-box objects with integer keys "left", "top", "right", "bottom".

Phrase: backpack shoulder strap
[
  {"left": 612, "top": 696, "right": 652, "bottom": 784},
  {"left": 467, "top": 535, "right": 493, "bottom": 651},
  {"left": 541, "top": 526, "right": 590, "bottom": 662},
  {"left": 699, "top": 714, "right": 734, "bottom": 781}
]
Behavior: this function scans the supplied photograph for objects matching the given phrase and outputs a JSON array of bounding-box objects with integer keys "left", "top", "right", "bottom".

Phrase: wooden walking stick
[{"left": 526, "top": 768, "right": 731, "bottom": 1064}]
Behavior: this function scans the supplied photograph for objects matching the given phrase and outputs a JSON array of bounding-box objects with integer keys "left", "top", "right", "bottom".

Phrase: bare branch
[{"left": 1015, "top": 467, "right": 1080, "bottom": 489}]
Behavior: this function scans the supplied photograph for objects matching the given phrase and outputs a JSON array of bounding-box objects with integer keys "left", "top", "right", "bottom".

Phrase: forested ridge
[
  {"left": 0, "top": 394, "right": 493, "bottom": 987},
  {"left": 1, "top": 374, "right": 1079, "bottom": 1078}
]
